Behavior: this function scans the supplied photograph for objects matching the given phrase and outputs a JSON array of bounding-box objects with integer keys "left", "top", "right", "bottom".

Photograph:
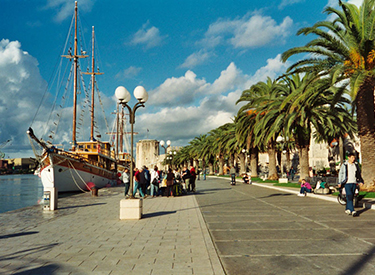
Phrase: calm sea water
[{"left": 0, "top": 174, "right": 43, "bottom": 214}]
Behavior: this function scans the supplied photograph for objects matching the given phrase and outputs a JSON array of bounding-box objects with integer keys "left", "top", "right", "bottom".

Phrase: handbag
[
  {"left": 152, "top": 178, "right": 158, "bottom": 185},
  {"left": 161, "top": 178, "right": 167, "bottom": 187}
]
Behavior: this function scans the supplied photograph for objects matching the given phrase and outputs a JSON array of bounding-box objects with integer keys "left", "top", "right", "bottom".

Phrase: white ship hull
[{"left": 38, "top": 152, "right": 116, "bottom": 192}]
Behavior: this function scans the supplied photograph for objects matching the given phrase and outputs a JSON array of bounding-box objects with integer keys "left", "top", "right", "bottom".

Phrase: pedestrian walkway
[
  {"left": 0, "top": 187, "right": 224, "bottom": 275},
  {"left": 2, "top": 177, "right": 375, "bottom": 274},
  {"left": 197, "top": 177, "right": 375, "bottom": 275}
]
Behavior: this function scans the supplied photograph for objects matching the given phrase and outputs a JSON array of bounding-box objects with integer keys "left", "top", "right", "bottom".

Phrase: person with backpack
[{"left": 338, "top": 152, "right": 363, "bottom": 217}]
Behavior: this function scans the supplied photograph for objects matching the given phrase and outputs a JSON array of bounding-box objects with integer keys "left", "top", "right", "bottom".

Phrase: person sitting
[
  {"left": 242, "top": 174, "right": 251, "bottom": 184},
  {"left": 298, "top": 179, "right": 312, "bottom": 197}
]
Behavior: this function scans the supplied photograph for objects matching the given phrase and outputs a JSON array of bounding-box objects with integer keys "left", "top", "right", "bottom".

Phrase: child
[{"left": 298, "top": 179, "right": 312, "bottom": 197}]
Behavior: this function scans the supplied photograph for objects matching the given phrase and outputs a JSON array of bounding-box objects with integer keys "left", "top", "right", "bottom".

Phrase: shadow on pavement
[
  {"left": 340, "top": 245, "right": 375, "bottom": 275},
  {"left": 259, "top": 193, "right": 293, "bottom": 199},
  {"left": 143, "top": 211, "right": 177, "bottom": 218},
  {"left": 0, "top": 231, "right": 39, "bottom": 240},
  {"left": 58, "top": 202, "right": 106, "bottom": 210},
  {"left": 0, "top": 243, "right": 59, "bottom": 261},
  {"left": 13, "top": 263, "right": 60, "bottom": 275}
]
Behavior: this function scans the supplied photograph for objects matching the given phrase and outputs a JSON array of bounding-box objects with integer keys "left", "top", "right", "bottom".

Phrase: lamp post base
[{"left": 120, "top": 198, "right": 143, "bottom": 220}]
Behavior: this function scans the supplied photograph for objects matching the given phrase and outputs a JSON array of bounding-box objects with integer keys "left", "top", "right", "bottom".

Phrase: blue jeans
[
  {"left": 300, "top": 187, "right": 311, "bottom": 194},
  {"left": 345, "top": 183, "right": 357, "bottom": 212},
  {"left": 231, "top": 174, "right": 236, "bottom": 184},
  {"left": 133, "top": 181, "right": 145, "bottom": 197},
  {"left": 150, "top": 183, "right": 159, "bottom": 196},
  {"left": 124, "top": 182, "right": 130, "bottom": 195}
]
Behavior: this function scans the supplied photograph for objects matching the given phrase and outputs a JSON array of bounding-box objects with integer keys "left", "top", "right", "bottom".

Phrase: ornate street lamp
[
  {"left": 160, "top": 140, "right": 171, "bottom": 154},
  {"left": 115, "top": 85, "right": 148, "bottom": 198}
]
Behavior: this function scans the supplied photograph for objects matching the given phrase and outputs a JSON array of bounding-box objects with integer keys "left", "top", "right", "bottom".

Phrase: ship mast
[
  {"left": 84, "top": 26, "right": 103, "bottom": 141},
  {"left": 62, "top": 1, "right": 88, "bottom": 150}
]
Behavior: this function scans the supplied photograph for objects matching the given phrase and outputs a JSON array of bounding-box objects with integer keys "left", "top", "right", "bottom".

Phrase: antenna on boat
[
  {"left": 83, "top": 26, "right": 103, "bottom": 142},
  {"left": 62, "top": 1, "right": 88, "bottom": 151}
]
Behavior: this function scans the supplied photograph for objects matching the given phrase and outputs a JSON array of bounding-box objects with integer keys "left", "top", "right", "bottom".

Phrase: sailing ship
[{"left": 27, "top": 2, "right": 117, "bottom": 192}]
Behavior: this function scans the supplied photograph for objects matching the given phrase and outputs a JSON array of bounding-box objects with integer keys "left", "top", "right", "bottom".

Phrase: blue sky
[{"left": 0, "top": 0, "right": 361, "bottom": 158}]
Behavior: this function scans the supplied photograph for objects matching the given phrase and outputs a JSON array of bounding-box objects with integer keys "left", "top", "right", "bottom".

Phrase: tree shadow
[
  {"left": 0, "top": 243, "right": 59, "bottom": 261},
  {"left": 0, "top": 231, "right": 39, "bottom": 240},
  {"left": 13, "top": 263, "right": 60, "bottom": 274},
  {"left": 340, "top": 245, "right": 375, "bottom": 274}
]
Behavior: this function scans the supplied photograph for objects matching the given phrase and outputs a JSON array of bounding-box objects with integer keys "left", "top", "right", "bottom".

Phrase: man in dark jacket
[
  {"left": 139, "top": 167, "right": 148, "bottom": 196},
  {"left": 182, "top": 166, "right": 191, "bottom": 192}
]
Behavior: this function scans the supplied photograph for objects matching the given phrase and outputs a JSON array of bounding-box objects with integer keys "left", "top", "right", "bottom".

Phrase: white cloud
[
  {"left": 136, "top": 55, "right": 288, "bottom": 146},
  {"left": 0, "top": 39, "right": 48, "bottom": 157},
  {"left": 179, "top": 50, "right": 213, "bottom": 68},
  {"left": 148, "top": 70, "right": 208, "bottom": 106},
  {"left": 200, "top": 12, "right": 293, "bottom": 49},
  {"left": 130, "top": 22, "right": 167, "bottom": 49},
  {"left": 115, "top": 66, "right": 142, "bottom": 79},
  {"left": 44, "top": 0, "right": 94, "bottom": 22},
  {"left": 279, "top": 0, "right": 305, "bottom": 9},
  {"left": 210, "top": 62, "right": 245, "bottom": 94},
  {"left": 249, "top": 54, "right": 289, "bottom": 83},
  {"left": 0, "top": 37, "right": 289, "bottom": 157}
]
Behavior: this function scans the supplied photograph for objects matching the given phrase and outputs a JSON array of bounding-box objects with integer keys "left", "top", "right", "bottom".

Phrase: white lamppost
[
  {"left": 160, "top": 139, "right": 171, "bottom": 154},
  {"left": 115, "top": 85, "right": 148, "bottom": 199}
]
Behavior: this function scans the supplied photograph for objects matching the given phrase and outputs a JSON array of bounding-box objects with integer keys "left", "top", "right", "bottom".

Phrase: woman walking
[{"left": 166, "top": 168, "right": 175, "bottom": 197}]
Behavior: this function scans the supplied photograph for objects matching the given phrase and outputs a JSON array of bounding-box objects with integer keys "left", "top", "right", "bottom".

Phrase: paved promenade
[
  {"left": 0, "top": 186, "right": 223, "bottom": 274},
  {"left": 1, "top": 177, "right": 375, "bottom": 274}
]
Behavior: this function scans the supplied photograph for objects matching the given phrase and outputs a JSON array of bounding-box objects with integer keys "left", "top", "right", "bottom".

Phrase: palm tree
[
  {"left": 280, "top": 72, "right": 356, "bottom": 179},
  {"left": 237, "top": 78, "right": 280, "bottom": 179},
  {"left": 235, "top": 111, "right": 260, "bottom": 177},
  {"left": 282, "top": 0, "right": 375, "bottom": 190}
]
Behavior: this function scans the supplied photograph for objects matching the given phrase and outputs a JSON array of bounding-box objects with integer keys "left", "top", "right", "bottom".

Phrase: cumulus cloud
[
  {"left": 201, "top": 12, "right": 293, "bottom": 49},
  {"left": 182, "top": 11, "right": 293, "bottom": 69},
  {"left": 0, "top": 39, "right": 47, "bottom": 157},
  {"left": 130, "top": 21, "right": 167, "bottom": 49},
  {"left": 179, "top": 50, "right": 213, "bottom": 68},
  {"left": 136, "top": 54, "right": 289, "bottom": 146},
  {"left": 0, "top": 37, "right": 289, "bottom": 157},
  {"left": 249, "top": 54, "right": 289, "bottom": 83},
  {"left": 148, "top": 70, "right": 208, "bottom": 106}
]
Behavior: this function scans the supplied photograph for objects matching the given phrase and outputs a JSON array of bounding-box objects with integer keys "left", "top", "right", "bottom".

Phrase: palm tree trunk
[
  {"left": 339, "top": 136, "right": 345, "bottom": 165},
  {"left": 298, "top": 145, "right": 310, "bottom": 180},
  {"left": 356, "top": 77, "right": 375, "bottom": 191},
  {"left": 250, "top": 147, "right": 258, "bottom": 178},
  {"left": 219, "top": 155, "right": 224, "bottom": 175},
  {"left": 239, "top": 153, "right": 246, "bottom": 175},
  {"left": 209, "top": 162, "right": 214, "bottom": 175},
  {"left": 286, "top": 148, "right": 291, "bottom": 173},
  {"left": 267, "top": 143, "right": 278, "bottom": 180}
]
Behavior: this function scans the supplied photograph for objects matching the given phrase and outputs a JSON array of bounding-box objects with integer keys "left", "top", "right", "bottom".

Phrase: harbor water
[{"left": 0, "top": 174, "right": 43, "bottom": 214}]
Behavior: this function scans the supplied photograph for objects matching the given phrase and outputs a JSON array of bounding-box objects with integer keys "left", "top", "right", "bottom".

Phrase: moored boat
[{"left": 27, "top": 1, "right": 117, "bottom": 192}]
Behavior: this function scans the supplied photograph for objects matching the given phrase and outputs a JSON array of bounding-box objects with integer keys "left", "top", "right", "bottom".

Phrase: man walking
[
  {"left": 182, "top": 166, "right": 190, "bottom": 192},
  {"left": 190, "top": 165, "right": 197, "bottom": 192},
  {"left": 121, "top": 168, "right": 130, "bottom": 197},
  {"left": 230, "top": 166, "right": 236, "bottom": 185},
  {"left": 338, "top": 152, "right": 363, "bottom": 217}
]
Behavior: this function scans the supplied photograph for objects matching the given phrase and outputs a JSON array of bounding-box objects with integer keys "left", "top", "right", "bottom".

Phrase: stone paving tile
[{"left": 0, "top": 186, "right": 224, "bottom": 275}]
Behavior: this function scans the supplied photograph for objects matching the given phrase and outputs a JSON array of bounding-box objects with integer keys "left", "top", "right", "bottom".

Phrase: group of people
[{"left": 120, "top": 165, "right": 198, "bottom": 198}]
